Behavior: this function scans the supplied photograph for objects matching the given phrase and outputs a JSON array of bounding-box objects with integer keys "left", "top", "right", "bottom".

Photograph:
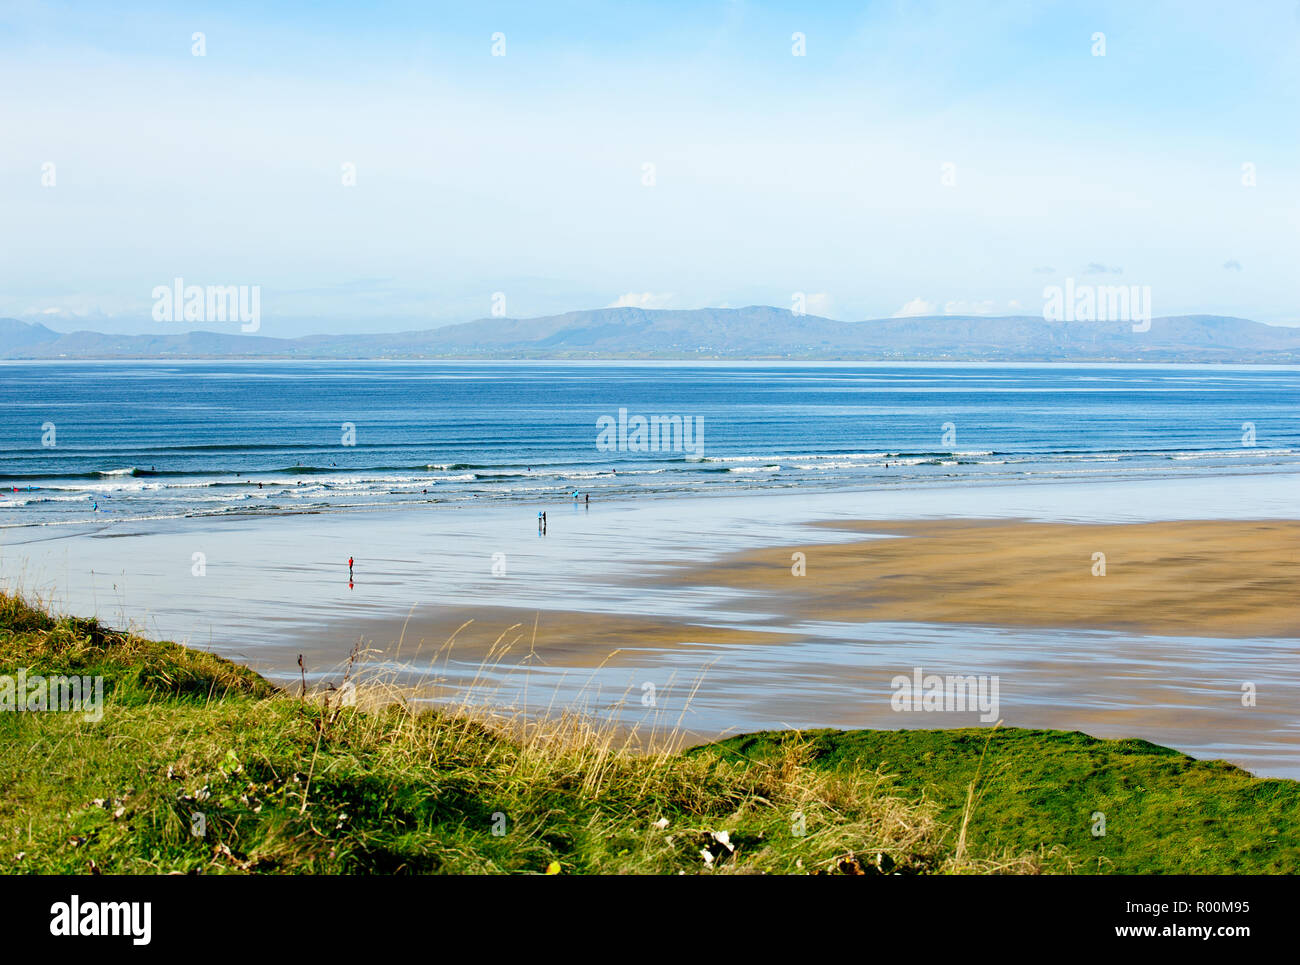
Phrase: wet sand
[
  {"left": 676, "top": 517, "right": 1300, "bottom": 639},
  {"left": 307, "top": 518, "right": 1300, "bottom": 669},
  {"left": 6, "top": 480, "right": 1299, "bottom": 776},
  {"left": 261, "top": 603, "right": 798, "bottom": 678},
  {"left": 272, "top": 517, "right": 1300, "bottom": 778}
]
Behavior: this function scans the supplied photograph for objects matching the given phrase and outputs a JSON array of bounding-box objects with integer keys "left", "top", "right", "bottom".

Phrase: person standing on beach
[
  {"left": 348, "top": 556, "right": 354, "bottom": 580},
  {"left": 585, "top": 492, "right": 589, "bottom": 507}
]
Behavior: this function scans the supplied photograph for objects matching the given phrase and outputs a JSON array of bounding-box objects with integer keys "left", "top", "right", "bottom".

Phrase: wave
[
  {"left": 5, "top": 441, "right": 1299, "bottom": 528},
  {"left": 4, "top": 444, "right": 1289, "bottom": 486}
]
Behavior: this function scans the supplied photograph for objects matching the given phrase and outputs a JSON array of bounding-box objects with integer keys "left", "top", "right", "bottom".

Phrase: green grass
[
  {"left": 1, "top": 591, "right": 1295, "bottom": 875},
  {"left": 703, "top": 728, "right": 1300, "bottom": 874}
]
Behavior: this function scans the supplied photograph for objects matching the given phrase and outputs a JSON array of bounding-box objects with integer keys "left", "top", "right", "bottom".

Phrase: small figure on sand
[
  {"left": 585, "top": 492, "right": 589, "bottom": 506},
  {"left": 348, "top": 556, "right": 354, "bottom": 580}
]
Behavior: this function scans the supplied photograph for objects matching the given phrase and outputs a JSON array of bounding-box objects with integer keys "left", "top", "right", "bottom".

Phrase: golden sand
[
  {"left": 692, "top": 518, "right": 1300, "bottom": 638},
  {"left": 298, "top": 519, "right": 1298, "bottom": 677}
]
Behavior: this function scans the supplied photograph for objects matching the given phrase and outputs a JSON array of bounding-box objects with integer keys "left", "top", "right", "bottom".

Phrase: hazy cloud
[
  {"left": 609, "top": 292, "right": 673, "bottom": 309},
  {"left": 804, "top": 292, "right": 833, "bottom": 316},
  {"left": 893, "top": 297, "right": 936, "bottom": 317},
  {"left": 1223, "top": 260, "right": 1243, "bottom": 271},
  {"left": 943, "top": 299, "right": 995, "bottom": 315}
]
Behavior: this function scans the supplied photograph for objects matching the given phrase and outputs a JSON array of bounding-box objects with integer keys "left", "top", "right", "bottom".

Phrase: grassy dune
[
  {"left": 708, "top": 729, "right": 1300, "bottom": 874},
  {"left": 0, "top": 592, "right": 1294, "bottom": 875}
]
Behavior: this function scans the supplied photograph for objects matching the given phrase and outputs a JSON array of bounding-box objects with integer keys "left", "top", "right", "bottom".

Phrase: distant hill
[
  {"left": 2, "top": 308, "right": 1298, "bottom": 362},
  {"left": 0, "top": 318, "right": 63, "bottom": 351}
]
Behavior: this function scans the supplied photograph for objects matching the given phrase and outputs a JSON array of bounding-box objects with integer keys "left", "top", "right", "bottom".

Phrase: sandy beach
[
  {"left": 274, "top": 513, "right": 1300, "bottom": 777},
  {"left": 680, "top": 517, "right": 1300, "bottom": 638},
  {"left": 315, "top": 517, "right": 1300, "bottom": 662},
  {"left": 5, "top": 475, "right": 1299, "bottom": 776}
]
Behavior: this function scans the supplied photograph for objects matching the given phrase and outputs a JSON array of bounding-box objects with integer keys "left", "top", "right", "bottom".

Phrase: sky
[{"left": 1, "top": 0, "right": 1297, "bottom": 335}]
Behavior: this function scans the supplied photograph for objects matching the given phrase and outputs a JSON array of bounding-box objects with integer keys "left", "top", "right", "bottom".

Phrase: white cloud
[
  {"left": 608, "top": 292, "right": 673, "bottom": 309},
  {"left": 943, "top": 299, "right": 995, "bottom": 315},
  {"left": 893, "top": 297, "right": 936, "bottom": 317},
  {"left": 804, "top": 292, "right": 833, "bottom": 316}
]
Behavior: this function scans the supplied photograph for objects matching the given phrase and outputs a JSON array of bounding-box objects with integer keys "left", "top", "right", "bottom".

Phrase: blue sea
[{"left": 2, "top": 360, "right": 1298, "bottom": 527}]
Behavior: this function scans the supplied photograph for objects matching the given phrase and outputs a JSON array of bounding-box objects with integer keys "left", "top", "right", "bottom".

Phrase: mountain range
[{"left": 3, "top": 309, "right": 1298, "bottom": 362}]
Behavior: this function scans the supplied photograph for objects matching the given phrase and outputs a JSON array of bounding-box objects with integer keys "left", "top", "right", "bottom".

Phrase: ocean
[{"left": 2, "top": 360, "right": 1298, "bottom": 527}]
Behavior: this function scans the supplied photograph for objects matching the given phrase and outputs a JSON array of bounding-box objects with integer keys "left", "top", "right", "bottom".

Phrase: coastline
[
  {"left": 302, "top": 517, "right": 1300, "bottom": 662},
  {"left": 3, "top": 475, "right": 1298, "bottom": 778},
  {"left": 283, "top": 515, "right": 1299, "bottom": 778}
]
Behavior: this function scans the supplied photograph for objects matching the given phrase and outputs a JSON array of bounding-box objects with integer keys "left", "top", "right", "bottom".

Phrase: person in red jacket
[{"left": 348, "top": 556, "right": 354, "bottom": 579}]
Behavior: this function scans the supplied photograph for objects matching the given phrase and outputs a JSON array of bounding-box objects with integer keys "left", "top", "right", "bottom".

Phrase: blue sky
[{"left": 2, "top": 0, "right": 1297, "bottom": 334}]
